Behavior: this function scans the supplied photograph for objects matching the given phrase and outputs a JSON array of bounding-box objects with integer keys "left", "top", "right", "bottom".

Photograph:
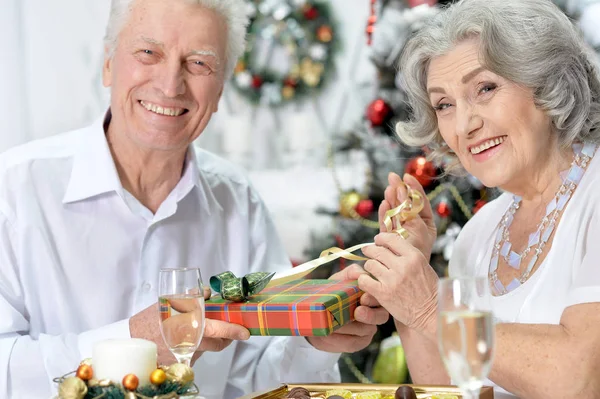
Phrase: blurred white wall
[
  {"left": 0, "top": 0, "right": 378, "bottom": 259},
  {"left": 0, "top": 0, "right": 377, "bottom": 172}
]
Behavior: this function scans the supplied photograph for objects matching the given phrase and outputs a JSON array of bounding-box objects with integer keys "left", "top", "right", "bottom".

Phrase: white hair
[
  {"left": 397, "top": 0, "right": 600, "bottom": 173},
  {"left": 104, "top": 0, "right": 249, "bottom": 78}
]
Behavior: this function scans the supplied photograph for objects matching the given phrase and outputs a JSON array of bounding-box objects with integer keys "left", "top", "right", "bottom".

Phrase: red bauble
[
  {"left": 436, "top": 201, "right": 451, "bottom": 218},
  {"left": 283, "top": 77, "right": 298, "bottom": 88},
  {"left": 251, "top": 75, "right": 263, "bottom": 89},
  {"left": 355, "top": 199, "right": 374, "bottom": 218},
  {"left": 366, "top": 99, "right": 393, "bottom": 127},
  {"left": 473, "top": 199, "right": 487, "bottom": 214},
  {"left": 407, "top": 0, "right": 438, "bottom": 7},
  {"left": 405, "top": 156, "right": 436, "bottom": 188},
  {"left": 303, "top": 6, "right": 319, "bottom": 20}
]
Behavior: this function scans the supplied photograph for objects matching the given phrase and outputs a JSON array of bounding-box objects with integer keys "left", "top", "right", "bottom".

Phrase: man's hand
[
  {"left": 306, "top": 265, "right": 389, "bottom": 353},
  {"left": 130, "top": 286, "right": 251, "bottom": 366}
]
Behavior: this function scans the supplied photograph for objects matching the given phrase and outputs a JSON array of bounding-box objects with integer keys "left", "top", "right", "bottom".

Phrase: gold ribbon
[{"left": 267, "top": 187, "right": 424, "bottom": 288}]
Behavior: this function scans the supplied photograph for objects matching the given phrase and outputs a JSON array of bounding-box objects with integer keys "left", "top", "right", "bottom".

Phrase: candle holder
[{"left": 53, "top": 360, "right": 200, "bottom": 399}]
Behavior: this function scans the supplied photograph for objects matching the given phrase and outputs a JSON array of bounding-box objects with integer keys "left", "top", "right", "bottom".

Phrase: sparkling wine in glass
[
  {"left": 437, "top": 277, "right": 495, "bottom": 399},
  {"left": 158, "top": 268, "right": 205, "bottom": 366}
]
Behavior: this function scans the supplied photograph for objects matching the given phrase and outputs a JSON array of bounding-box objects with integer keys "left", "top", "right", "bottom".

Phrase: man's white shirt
[{"left": 0, "top": 115, "right": 340, "bottom": 399}]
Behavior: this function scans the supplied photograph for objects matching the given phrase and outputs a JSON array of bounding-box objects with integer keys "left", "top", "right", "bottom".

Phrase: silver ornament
[
  {"left": 236, "top": 71, "right": 253, "bottom": 88},
  {"left": 309, "top": 44, "right": 328, "bottom": 61}
]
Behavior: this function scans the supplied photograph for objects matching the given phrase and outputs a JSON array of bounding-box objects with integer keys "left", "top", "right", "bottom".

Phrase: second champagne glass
[
  {"left": 158, "top": 268, "right": 205, "bottom": 366},
  {"left": 437, "top": 277, "right": 495, "bottom": 399}
]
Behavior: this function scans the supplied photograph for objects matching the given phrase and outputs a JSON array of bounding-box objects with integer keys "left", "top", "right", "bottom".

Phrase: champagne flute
[
  {"left": 437, "top": 277, "right": 495, "bottom": 399},
  {"left": 158, "top": 268, "right": 205, "bottom": 366}
]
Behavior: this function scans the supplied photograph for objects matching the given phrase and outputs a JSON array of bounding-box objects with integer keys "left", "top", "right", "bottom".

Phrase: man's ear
[{"left": 102, "top": 45, "right": 113, "bottom": 88}]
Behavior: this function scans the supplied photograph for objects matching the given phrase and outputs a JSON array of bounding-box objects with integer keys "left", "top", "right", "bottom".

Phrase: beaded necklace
[{"left": 489, "top": 142, "right": 598, "bottom": 295}]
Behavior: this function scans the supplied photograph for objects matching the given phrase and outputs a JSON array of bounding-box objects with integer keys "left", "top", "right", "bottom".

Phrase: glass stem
[
  {"left": 175, "top": 354, "right": 192, "bottom": 367},
  {"left": 462, "top": 388, "right": 481, "bottom": 399}
]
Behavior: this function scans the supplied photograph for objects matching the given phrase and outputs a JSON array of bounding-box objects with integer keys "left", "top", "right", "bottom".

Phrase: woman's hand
[
  {"left": 358, "top": 232, "right": 439, "bottom": 336},
  {"left": 379, "top": 172, "right": 437, "bottom": 261}
]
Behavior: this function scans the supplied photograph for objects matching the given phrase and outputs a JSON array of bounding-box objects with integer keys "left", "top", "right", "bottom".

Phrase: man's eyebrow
[
  {"left": 140, "top": 36, "right": 164, "bottom": 47},
  {"left": 188, "top": 50, "right": 218, "bottom": 57}
]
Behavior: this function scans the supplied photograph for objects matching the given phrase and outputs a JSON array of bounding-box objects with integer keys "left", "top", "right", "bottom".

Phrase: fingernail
[{"left": 397, "top": 187, "right": 404, "bottom": 201}]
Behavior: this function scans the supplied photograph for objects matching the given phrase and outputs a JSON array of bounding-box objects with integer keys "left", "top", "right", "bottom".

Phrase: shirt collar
[
  {"left": 63, "top": 110, "right": 124, "bottom": 204},
  {"left": 63, "top": 110, "right": 203, "bottom": 206}
]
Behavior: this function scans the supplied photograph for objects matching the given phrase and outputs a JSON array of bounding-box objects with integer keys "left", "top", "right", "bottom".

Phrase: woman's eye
[
  {"left": 479, "top": 83, "right": 497, "bottom": 94},
  {"left": 434, "top": 103, "right": 452, "bottom": 111}
]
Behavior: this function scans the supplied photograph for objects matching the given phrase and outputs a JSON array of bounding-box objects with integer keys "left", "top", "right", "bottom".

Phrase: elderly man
[{"left": 0, "top": 0, "right": 387, "bottom": 398}]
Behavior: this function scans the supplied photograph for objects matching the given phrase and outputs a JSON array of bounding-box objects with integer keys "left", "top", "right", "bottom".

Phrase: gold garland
[{"left": 341, "top": 353, "right": 372, "bottom": 384}]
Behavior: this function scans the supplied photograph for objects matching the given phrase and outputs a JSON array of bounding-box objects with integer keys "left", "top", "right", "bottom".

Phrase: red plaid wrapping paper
[{"left": 204, "top": 279, "right": 363, "bottom": 336}]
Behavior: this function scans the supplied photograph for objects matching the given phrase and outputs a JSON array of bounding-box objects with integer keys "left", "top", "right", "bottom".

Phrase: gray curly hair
[
  {"left": 104, "top": 0, "right": 249, "bottom": 79},
  {"left": 396, "top": 0, "right": 600, "bottom": 173}
]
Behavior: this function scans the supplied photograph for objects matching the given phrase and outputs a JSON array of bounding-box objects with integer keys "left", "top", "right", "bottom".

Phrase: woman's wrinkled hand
[
  {"left": 379, "top": 172, "right": 437, "bottom": 261},
  {"left": 358, "top": 232, "right": 439, "bottom": 335}
]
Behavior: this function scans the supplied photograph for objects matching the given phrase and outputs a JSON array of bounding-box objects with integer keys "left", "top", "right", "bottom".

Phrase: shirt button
[{"left": 142, "top": 282, "right": 152, "bottom": 292}]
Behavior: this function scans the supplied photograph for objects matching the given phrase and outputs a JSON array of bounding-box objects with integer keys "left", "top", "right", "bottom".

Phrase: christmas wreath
[{"left": 232, "top": 0, "right": 339, "bottom": 106}]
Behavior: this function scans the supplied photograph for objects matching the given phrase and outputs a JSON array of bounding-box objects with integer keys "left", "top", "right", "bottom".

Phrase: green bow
[{"left": 209, "top": 271, "right": 275, "bottom": 302}]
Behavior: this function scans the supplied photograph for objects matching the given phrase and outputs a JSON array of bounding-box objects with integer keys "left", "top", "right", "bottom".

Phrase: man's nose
[{"left": 157, "top": 60, "right": 186, "bottom": 98}]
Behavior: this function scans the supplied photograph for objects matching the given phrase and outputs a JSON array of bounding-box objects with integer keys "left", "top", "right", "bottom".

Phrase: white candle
[{"left": 92, "top": 339, "right": 157, "bottom": 386}]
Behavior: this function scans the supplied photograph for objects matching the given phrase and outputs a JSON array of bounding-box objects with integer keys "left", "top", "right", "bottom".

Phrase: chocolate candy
[
  {"left": 287, "top": 387, "right": 311, "bottom": 398},
  {"left": 395, "top": 385, "right": 417, "bottom": 399}
]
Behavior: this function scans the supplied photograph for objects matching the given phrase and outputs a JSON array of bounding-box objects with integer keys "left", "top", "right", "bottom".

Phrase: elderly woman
[{"left": 357, "top": 0, "right": 600, "bottom": 398}]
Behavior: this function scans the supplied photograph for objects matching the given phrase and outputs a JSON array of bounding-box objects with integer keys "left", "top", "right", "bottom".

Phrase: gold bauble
[
  {"left": 87, "top": 379, "right": 99, "bottom": 387},
  {"left": 317, "top": 25, "right": 333, "bottom": 43},
  {"left": 125, "top": 392, "right": 137, "bottom": 399},
  {"left": 303, "top": 73, "right": 320, "bottom": 87},
  {"left": 282, "top": 86, "right": 295, "bottom": 100},
  {"left": 58, "top": 377, "right": 88, "bottom": 399},
  {"left": 98, "top": 379, "right": 112, "bottom": 387},
  {"left": 150, "top": 368, "right": 167, "bottom": 385},
  {"left": 300, "top": 58, "right": 324, "bottom": 87},
  {"left": 122, "top": 373, "right": 139, "bottom": 391},
  {"left": 235, "top": 60, "right": 246, "bottom": 74},
  {"left": 340, "top": 191, "right": 363, "bottom": 218},
  {"left": 165, "top": 363, "right": 195, "bottom": 384},
  {"left": 76, "top": 364, "right": 93, "bottom": 381}
]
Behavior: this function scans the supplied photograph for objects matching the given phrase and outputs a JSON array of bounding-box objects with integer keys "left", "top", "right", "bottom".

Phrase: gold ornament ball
[
  {"left": 317, "top": 25, "right": 333, "bottom": 43},
  {"left": 150, "top": 368, "right": 167, "bottom": 385},
  {"left": 165, "top": 363, "right": 195, "bottom": 384},
  {"left": 282, "top": 86, "right": 295, "bottom": 100},
  {"left": 122, "top": 373, "right": 139, "bottom": 391},
  {"left": 235, "top": 60, "right": 246, "bottom": 73},
  {"left": 76, "top": 364, "right": 94, "bottom": 381},
  {"left": 340, "top": 191, "right": 363, "bottom": 218},
  {"left": 58, "top": 377, "right": 88, "bottom": 399}
]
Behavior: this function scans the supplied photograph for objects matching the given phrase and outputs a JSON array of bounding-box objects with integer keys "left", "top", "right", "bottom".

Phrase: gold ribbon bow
[{"left": 265, "top": 186, "right": 425, "bottom": 287}]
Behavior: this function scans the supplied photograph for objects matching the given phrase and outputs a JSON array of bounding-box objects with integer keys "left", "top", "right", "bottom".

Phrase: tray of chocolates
[{"left": 237, "top": 383, "right": 494, "bottom": 399}]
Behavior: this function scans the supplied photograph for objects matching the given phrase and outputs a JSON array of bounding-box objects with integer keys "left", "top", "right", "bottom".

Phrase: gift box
[{"left": 205, "top": 279, "right": 362, "bottom": 336}]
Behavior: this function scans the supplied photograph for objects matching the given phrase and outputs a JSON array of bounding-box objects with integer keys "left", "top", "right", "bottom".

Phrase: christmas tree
[
  {"left": 298, "top": 0, "right": 600, "bottom": 385},
  {"left": 298, "top": 0, "right": 501, "bottom": 384}
]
